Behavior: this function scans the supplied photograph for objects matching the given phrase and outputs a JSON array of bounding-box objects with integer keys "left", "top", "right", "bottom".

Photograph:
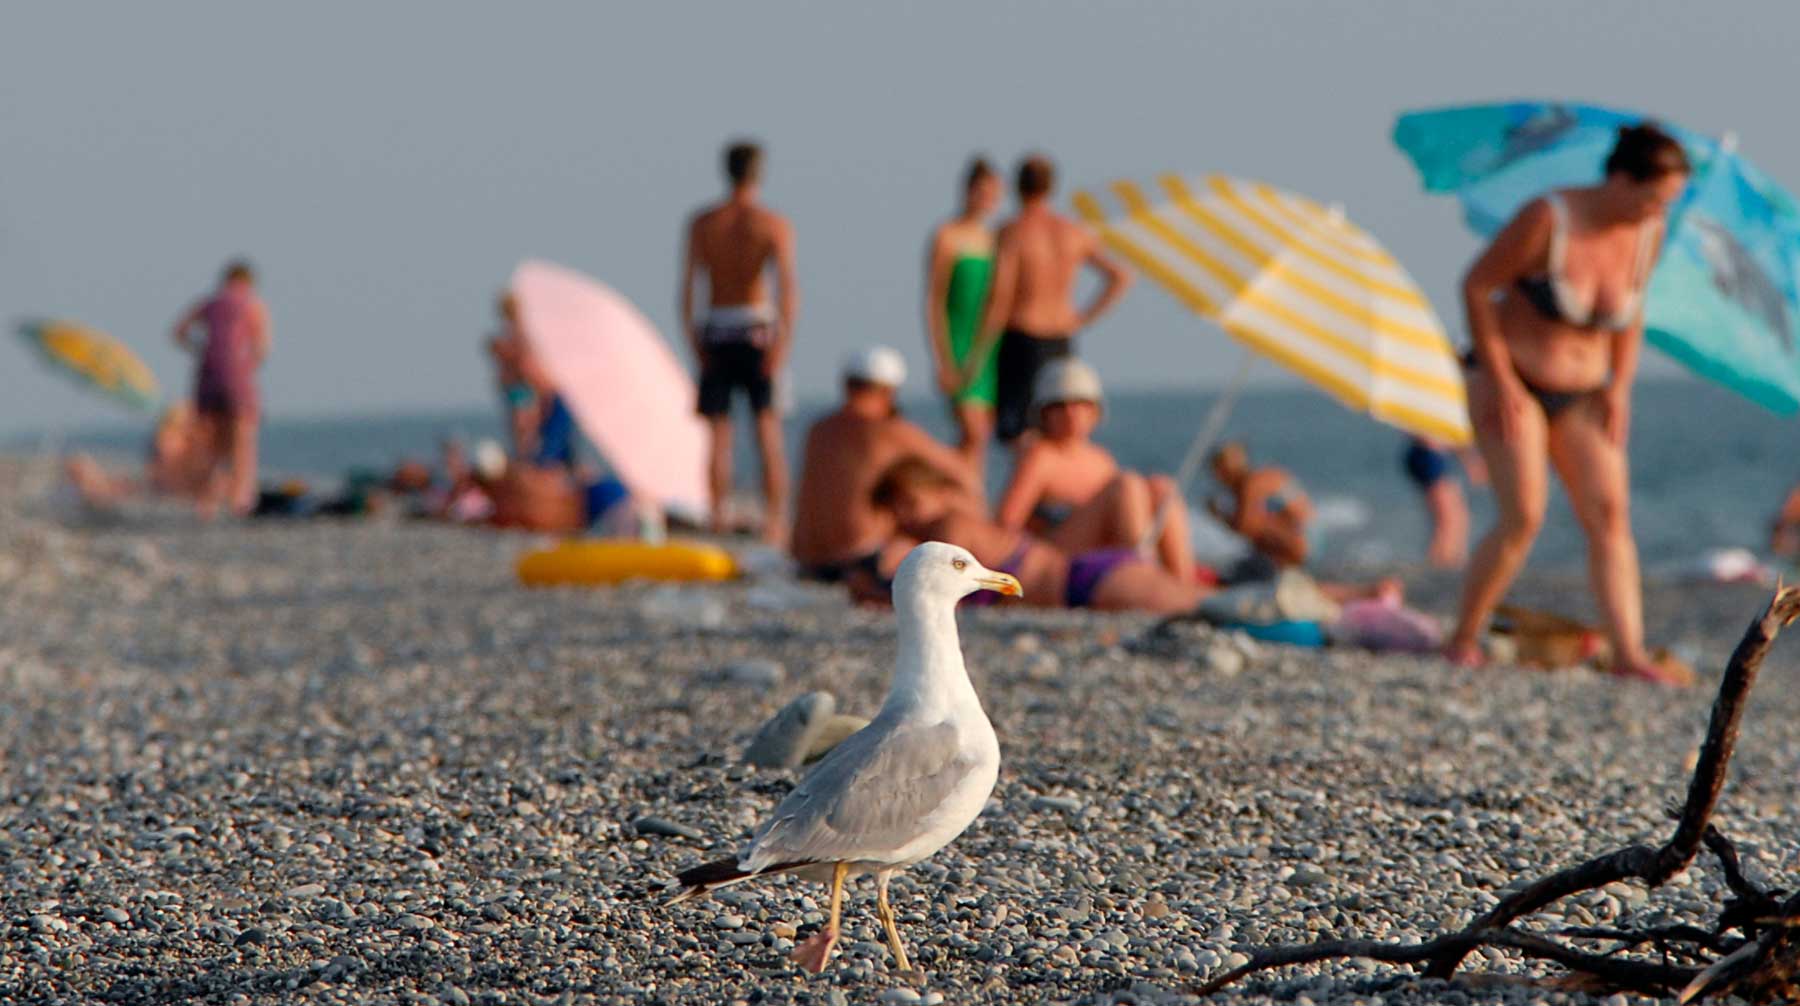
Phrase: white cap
[
  {"left": 473, "top": 438, "right": 508, "bottom": 480},
  {"left": 844, "top": 345, "right": 907, "bottom": 387},
  {"left": 1033, "top": 358, "right": 1104, "bottom": 410}
]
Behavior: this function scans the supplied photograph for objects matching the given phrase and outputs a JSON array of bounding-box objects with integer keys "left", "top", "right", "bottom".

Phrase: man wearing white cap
[{"left": 791, "top": 347, "right": 979, "bottom": 591}]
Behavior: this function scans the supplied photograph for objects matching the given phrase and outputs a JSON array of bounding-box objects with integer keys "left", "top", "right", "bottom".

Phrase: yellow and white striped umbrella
[{"left": 1073, "top": 174, "right": 1470, "bottom": 444}]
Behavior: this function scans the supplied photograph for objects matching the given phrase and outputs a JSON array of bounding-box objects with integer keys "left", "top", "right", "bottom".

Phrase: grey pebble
[
  {"left": 631, "top": 815, "right": 703, "bottom": 840},
  {"left": 1204, "top": 642, "right": 1247, "bottom": 677},
  {"left": 717, "top": 658, "right": 785, "bottom": 688}
]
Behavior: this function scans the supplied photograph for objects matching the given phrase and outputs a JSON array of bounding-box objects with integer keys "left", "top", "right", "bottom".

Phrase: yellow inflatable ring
[{"left": 517, "top": 539, "right": 737, "bottom": 586}]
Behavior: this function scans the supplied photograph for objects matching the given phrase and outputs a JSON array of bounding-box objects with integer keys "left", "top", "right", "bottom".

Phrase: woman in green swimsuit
[{"left": 925, "top": 158, "right": 1003, "bottom": 480}]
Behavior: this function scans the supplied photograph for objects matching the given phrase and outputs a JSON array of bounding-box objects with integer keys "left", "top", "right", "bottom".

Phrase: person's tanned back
[
  {"left": 790, "top": 409, "right": 910, "bottom": 567},
  {"left": 684, "top": 142, "right": 796, "bottom": 338},
  {"left": 689, "top": 210, "right": 782, "bottom": 314},
  {"left": 971, "top": 153, "right": 1133, "bottom": 444},
  {"left": 998, "top": 157, "right": 1095, "bottom": 335},
  {"left": 790, "top": 377, "right": 977, "bottom": 572}
]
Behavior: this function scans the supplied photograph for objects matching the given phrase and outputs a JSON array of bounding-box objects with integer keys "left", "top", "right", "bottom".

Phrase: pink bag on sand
[{"left": 1332, "top": 599, "right": 1443, "bottom": 653}]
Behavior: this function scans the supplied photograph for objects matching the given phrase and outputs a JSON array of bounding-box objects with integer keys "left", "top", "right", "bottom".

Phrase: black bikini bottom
[{"left": 1460, "top": 350, "right": 1605, "bottom": 421}]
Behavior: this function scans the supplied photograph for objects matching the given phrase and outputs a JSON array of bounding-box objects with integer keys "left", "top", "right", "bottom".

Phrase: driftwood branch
[
  {"left": 1198, "top": 586, "right": 1800, "bottom": 1000},
  {"left": 1703, "top": 825, "right": 1762, "bottom": 901},
  {"left": 1194, "top": 927, "right": 1699, "bottom": 997},
  {"left": 1679, "top": 890, "right": 1800, "bottom": 1004},
  {"left": 1704, "top": 824, "right": 1789, "bottom": 942},
  {"left": 1557, "top": 923, "right": 1742, "bottom": 956}
]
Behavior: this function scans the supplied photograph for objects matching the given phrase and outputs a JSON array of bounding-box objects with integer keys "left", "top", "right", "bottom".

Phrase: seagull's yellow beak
[{"left": 977, "top": 571, "right": 1023, "bottom": 597}]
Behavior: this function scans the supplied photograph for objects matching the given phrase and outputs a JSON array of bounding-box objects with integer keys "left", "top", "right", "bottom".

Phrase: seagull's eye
[{"left": 952, "top": 559, "right": 967, "bottom": 571}]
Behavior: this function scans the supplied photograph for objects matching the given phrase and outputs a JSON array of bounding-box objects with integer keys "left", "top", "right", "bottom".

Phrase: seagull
[{"left": 670, "top": 541, "right": 1020, "bottom": 976}]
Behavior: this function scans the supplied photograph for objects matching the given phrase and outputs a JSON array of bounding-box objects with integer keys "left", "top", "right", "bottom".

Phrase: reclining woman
[
  {"left": 875, "top": 455, "right": 1211, "bottom": 614},
  {"left": 994, "top": 359, "right": 1195, "bottom": 581},
  {"left": 1207, "top": 440, "right": 1316, "bottom": 580}
]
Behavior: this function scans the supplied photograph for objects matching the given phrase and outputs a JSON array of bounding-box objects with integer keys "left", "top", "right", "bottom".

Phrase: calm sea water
[{"left": 28, "top": 379, "right": 1800, "bottom": 572}]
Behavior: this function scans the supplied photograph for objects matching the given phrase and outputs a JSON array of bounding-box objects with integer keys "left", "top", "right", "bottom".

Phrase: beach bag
[{"left": 1491, "top": 605, "right": 1607, "bottom": 668}]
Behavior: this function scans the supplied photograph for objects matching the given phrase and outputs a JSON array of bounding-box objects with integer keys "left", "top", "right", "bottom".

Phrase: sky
[{"left": 5, "top": 0, "right": 1798, "bottom": 436}]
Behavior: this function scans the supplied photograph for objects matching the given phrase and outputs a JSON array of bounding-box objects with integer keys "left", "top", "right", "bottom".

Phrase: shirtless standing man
[
  {"left": 969, "top": 153, "right": 1133, "bottom": 448},
  {"left": 790, "top": 347, "right": 979, "bottom": 591},
  {"left": 680, "top": 140, "right": 798, "bottom": 543}
]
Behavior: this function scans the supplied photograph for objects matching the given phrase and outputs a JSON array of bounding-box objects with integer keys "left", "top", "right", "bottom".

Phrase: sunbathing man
[
  {"left": 968, "top": 153, "right": 1133, "bottom": 448},
  {"left": 873, "top": 455, "right": 1210, "bottom": 614},
  {"left": 1207, "top": 441, "right": 1315, "bottom": 580},
  {"left": 790, "top": 347, "right": 979, "bottom": 592},
  {"left": 995, "top": 359, "right": 1195, "bottom": 580}
]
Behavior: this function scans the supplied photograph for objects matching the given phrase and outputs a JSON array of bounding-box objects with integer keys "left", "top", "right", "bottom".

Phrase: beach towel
[{"left": 1331, "top": 598, "right": 1443, "bottom": 653}]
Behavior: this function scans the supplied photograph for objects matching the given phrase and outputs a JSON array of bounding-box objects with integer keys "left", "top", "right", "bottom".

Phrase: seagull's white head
[{"left": 892, "top": 541, "right": 1023, "bottom": 603}]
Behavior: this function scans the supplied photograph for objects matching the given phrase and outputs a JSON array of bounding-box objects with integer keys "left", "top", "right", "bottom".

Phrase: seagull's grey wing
[{"left": 742, "top": 717, "right": 976, "bottom": 870}]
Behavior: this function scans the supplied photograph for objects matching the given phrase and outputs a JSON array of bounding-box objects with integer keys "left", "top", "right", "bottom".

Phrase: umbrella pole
[{"left": 1138, "top": 352, "right": 1253, "bottom": 553}]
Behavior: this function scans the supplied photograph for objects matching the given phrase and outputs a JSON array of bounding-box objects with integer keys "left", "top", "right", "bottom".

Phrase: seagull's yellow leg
[
  {"left": 791, "top": 862, "right": 849, "bottom": 974},
  {"left": 875, "top": 871, "right": 915, "bottom": 975}
]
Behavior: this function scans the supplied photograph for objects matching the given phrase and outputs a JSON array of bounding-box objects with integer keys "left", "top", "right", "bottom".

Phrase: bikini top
[{"left": 1513, "top": 194, "right": 1660, "bottom": 333}]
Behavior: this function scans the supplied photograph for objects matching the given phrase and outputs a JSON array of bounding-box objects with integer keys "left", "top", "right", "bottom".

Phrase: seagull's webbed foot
[
  {"left": 790, "top": 928, "right": 839, "bottom": 974},
  {"left": 792, "top": 862, "right": 850, "bottom": 975}
]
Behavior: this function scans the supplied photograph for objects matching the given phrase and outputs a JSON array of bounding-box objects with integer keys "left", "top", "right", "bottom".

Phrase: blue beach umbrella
[{"left": 1393, "top": 101, "right": 1800, "bottom": 414}]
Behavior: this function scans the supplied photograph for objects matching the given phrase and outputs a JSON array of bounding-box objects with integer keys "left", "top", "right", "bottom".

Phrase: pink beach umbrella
[{"left": 510, "top": 259, "right": 708, "bottom": 517}]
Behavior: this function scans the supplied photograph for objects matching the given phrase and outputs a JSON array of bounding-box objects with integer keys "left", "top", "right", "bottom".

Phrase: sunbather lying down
[
  {"left": 65, "top": 402, "right": 213, "bottom": 509},
  {"left": 872, "top": 455, "right": 1212, "bottom": 614},
  {"left": 1207, "top": 440, "right": 1314, "bottom": 572}
]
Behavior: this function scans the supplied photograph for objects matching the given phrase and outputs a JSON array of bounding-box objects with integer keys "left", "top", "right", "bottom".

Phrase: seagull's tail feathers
[{"left": 668, "top": 857, "right": 813, "bottom": 903}]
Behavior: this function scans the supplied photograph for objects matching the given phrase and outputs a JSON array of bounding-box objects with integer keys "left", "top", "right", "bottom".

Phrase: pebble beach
[{"left": 3, "top": 457, "right": 1797, "bottom": 1006}]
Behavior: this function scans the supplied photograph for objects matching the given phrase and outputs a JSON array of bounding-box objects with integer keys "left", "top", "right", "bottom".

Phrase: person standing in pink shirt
[{"left": 173, "top": 259, "right": 272, "bottom": 517}]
